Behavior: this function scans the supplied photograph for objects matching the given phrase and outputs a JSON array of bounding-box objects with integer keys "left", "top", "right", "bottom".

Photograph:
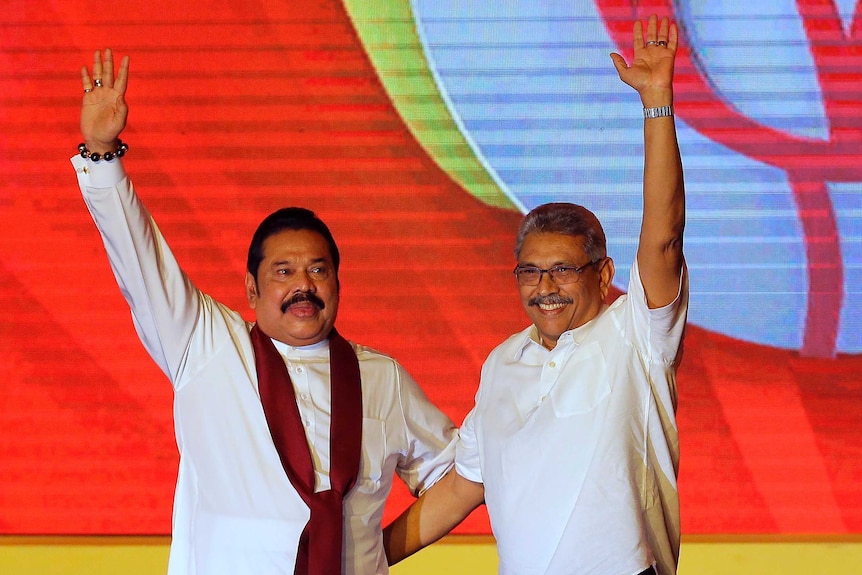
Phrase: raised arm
[
  {"left": 611, "top": 15, "right": 685, "bottom": 308},
  {"left": 75, "top": 50, "right": 199, "bottom": 383},
  {"left": 383, "top": 468, "right": 485, "bottom": 565}
]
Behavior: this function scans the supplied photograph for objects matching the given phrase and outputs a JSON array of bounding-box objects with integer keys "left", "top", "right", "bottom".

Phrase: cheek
[
  {"left": 321, "top": 280, "right": 340, "bottom": 303},
  {"left": 258, "top": 282, "right": 289, "bottom": 304},
  {"left": 325, "top": 292, "right": 340, "bottom": 315},
  {"left": 565, "top": 287, "right": 583, "bottom": 301}
]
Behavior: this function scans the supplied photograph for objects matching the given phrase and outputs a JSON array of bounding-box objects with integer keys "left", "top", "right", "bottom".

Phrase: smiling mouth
[{"left": 529, "top": 295, "right": 572, "bottom": 311}]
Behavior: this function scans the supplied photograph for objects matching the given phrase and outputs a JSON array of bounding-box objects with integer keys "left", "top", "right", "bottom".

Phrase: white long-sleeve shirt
[{"left": 72, "top": 155, "right": 457, "bottom": 575}]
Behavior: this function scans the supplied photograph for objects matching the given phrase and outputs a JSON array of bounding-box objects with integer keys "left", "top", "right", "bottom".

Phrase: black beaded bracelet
[{"left": 78, "top": 139, "right": 129, "bottom": 162}]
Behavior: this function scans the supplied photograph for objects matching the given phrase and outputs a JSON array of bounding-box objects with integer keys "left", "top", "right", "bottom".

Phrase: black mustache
[
  {"left": 528, "top": 294, "right": 573, "bottom": 307},
  {"left": 281, "top": 291, "right": 326, "bottom": 313}
]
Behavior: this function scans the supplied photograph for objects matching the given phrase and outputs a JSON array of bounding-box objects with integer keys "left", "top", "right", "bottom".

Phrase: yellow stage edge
[{"left": 2, "top": 534, "right": 862, "bottom": 574}]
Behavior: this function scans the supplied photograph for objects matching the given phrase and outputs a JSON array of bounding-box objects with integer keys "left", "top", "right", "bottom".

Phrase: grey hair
[{"left": 514, "top": 202, "right": 607, "bottom": 260}]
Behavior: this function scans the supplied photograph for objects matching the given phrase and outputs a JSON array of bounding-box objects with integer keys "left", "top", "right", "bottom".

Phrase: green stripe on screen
[{"left": 342, "top": 0, "right": 517, "bottom": 210}]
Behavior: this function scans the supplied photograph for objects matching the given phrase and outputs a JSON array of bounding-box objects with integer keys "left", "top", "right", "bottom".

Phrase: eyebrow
[
  {"left": 517, "top": 260, "right": 574, "bottom": 267},
  {"left": 270, "top": 257, "right": 330, "bottom": 267}
]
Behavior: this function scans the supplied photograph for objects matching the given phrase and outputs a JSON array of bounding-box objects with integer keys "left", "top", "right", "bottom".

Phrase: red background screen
[{"left": 1, "top": 0, "right": 860, "bottom": 535}]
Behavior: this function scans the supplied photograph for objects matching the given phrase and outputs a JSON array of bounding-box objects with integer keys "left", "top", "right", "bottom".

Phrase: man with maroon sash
[{"left": 72, "top": 50, "right": 457, "bottom": 575}]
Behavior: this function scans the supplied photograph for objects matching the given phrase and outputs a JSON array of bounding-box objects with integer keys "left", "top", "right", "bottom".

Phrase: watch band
[{"left": 643, "top": 105, "right": 674, "bottom": 119}]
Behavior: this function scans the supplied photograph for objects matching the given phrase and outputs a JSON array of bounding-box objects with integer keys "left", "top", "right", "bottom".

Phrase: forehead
[
  {"left": 518, "top": 232, "right": 588, "bottom": 264},
  {"left": 261, "top": 228, "right": 333, "bottom": 263}
]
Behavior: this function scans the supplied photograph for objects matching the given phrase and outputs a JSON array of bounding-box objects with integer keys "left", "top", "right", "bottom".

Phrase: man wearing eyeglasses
[{"left": 384, "top": 14, "right": 688, "bottom": 575}]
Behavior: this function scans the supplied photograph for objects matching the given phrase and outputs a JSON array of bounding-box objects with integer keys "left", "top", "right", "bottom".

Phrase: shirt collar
[
  {"left": 512, "top": 305, "right": 608, "bottom": 361},
  {"left": 271, "top": 337, "right": 330, "bottom": 357}
]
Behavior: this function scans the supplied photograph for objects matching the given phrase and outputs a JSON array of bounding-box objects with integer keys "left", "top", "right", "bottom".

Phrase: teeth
[{"left": 539, "top": 302, "right": 566, "bottom": 311}]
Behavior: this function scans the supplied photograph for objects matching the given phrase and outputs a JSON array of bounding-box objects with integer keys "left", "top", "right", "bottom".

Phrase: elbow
[{"left": 667, "top": 229, "right": 684, "bottom": 257}]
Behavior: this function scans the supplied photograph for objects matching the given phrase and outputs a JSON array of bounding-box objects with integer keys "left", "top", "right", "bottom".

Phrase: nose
[
  {"left": 292, "top": 270, "right": 317, "bottom": 293},
  {"left": 536, "top": 269, "right": 559, "bottom": 294}
]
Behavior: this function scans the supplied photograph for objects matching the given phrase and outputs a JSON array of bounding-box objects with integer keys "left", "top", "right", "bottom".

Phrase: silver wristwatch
[{"left": 643, "top": 105, "right": 674, "bottom": 119}]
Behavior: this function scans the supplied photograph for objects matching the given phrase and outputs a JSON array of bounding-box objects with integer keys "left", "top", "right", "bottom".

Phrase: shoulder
[
  {"left": 351, "top": 341, "right": 397, "bottom": 364},
  {"left": 348, "top": 341, "right": 410, "bottom": 381},
  {"left": 625, "top": 257, "right": 689, "bottom": 314},
  {"left": 198, "top": 293, "right": 248, "bottom": 328},
  {"left": 485, "top": 326, "right": 533, "bottom": 365}
]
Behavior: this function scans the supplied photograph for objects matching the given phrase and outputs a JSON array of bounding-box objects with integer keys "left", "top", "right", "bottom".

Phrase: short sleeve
[
  {"left": 455, "top": 404, "right": 482, "bottom": 483},
  {"left": 628, "top": 258, "right": 689, "bottom": 366}
]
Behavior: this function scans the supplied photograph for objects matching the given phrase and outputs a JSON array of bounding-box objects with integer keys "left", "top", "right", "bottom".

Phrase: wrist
[
  {"left": 84, "top": 139, "right": 120, "bottom": 155},
  {"left": 643, "top": 105, "right": 673, "bottom": 119},
  {"left": 78, "top": 139, "right": 129, "bottom": 162},
  {"left": 639, "top": 87, "right": 673, "bottom": 109}
]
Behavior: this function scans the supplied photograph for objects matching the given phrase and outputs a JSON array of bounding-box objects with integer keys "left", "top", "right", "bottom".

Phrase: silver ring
[
  {"left": 645, "top": 41, "right": 658, "bottom": 46},
  {"left": 94, "top": 78, "right": 103, "bottom": 87},
  {"left": 84, "top": 88, "right": 92, "bottom": 93},
  {"left": 657, "top": 40, "right": 668, "bottom": 47}
]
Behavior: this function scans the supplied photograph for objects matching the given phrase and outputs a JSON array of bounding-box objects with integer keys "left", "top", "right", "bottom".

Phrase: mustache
[
  {"left": 528, "top": 294, "right": 573, "bottom": 307},
  {"left": 281, "top": 291, "right": 326, "bottom": 313}
]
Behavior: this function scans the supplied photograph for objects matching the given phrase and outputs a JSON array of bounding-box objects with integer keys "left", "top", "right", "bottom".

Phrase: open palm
[
  {"left": 610, "top": 15, "right": 677, "bottom": 105},
  {"left": 80, "top": 49, "right": 129, "bottom": 151}
]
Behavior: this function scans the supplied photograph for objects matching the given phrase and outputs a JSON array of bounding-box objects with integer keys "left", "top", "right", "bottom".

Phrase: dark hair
[
  {"left": 515, "top": 202, "right": 607, "bottom": 260},
  {"left": 246, "top": 207, "right": 340, "bottom": 281}
]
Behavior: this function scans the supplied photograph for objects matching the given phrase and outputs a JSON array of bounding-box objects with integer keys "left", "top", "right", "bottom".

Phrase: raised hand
[
  {"left": 610, "top": 14, "right": 677, "bottom": 108},
  {"left": 80, "top": 49, "right": 129, "bottom": 154}
]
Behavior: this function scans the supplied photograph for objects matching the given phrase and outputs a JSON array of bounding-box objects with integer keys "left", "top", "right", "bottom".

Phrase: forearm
[
  {"left": 638, "top": 90, "right": 686, "bottom": 307},
  {"left": 642, "top": 98, "right": 685, "bottom": 248},
  {"left": 384, "top": 469, "right": 484, "bottom": 565}
]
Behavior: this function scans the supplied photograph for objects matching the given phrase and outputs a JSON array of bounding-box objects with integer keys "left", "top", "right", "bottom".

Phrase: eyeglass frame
[{"left": 512, "top": 258, "right": 605, "bottom": 286}]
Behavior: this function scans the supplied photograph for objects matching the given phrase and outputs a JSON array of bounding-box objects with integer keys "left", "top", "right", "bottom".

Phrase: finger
[
  {"left": 114, "top": 55, "right": 130, "bottom": 96},
  {"left": 92, "top": 50, "right": 103, "bottom": 85},
  {"left": 646, "top": 14, "right": 658, "bottom": 43},
  {"left": 632, "top": 20, "right": 644, "bottom": 50},
  {"left": 103, "top": 48, "right": 114, "bottom": 89},
  {"left": 658, "top": 16, "right": 669, "bottom": 43},
  {"left": 668, "top": 22, "right": 679, "bottom": 52},
  {"left": 80, "top": 65, "right": 93, "bottom": 92},
  {"left": 609, "top": 53, "right": 628, "bottom": 76}
]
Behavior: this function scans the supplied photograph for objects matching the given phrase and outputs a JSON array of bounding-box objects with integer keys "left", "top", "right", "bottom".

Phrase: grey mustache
[{"left": 528, "top": 294, "right": 573, "bottom": 307}]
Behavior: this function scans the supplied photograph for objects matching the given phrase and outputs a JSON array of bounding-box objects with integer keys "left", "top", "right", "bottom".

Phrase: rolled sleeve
[{"left": 455, "top": 405, "right": 482, "bottom": 483}]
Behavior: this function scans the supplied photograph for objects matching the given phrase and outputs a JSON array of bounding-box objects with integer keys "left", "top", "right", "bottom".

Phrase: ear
[
  {"left": 245, "top": 272, "right": 258, "bottom": 309},
  {"left": 598, "top": 258, "right": 615, "bottom": 300}
]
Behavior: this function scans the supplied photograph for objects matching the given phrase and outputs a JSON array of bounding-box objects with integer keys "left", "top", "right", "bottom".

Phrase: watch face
[{"left": 405, "top": 0, "right": 861, "bottom": 355}]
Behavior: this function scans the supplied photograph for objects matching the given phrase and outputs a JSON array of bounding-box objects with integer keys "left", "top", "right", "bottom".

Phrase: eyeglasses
[{"left": 513, "top": 259, "right": 603, "bottom": 286}]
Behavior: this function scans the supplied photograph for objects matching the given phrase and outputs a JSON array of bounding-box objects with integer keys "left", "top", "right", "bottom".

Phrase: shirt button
[
  {"left": 296, "top": 366, "right": 304, "bottom": 373},
  {"left": 301, "top": 393, "right": 310, "bottom": 401},
  {"left": 304, "top": 420, "right": 312, "bottom": 428},
  {"left": 549, "top": 361, "right": 556, "bottom": 368}
]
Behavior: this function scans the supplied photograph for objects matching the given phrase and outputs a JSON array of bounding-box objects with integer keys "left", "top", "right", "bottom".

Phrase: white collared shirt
[
  {"left": 457, "top": 260, "right": 688, "bottom": 575},
  {"left": 73, "top": 155, "right": 457, "bottom": 575}
]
